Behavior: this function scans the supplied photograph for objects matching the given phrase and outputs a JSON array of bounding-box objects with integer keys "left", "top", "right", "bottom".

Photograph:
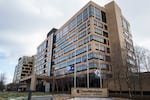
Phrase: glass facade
[
  {"left": 121, "top": 17, "right": 136, "bottom": 71},
  {"left": 52, "top": 3, "right": 111, "bottom": 89},
  {"left": 35, "top": 40, "right": 48, "bottom": 75},
  {"left": 55, "top": 5, "right": 107, "bottom": 42}
]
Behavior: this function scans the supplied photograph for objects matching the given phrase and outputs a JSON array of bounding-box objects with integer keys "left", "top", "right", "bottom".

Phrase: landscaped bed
[{"left": 0, "top": 92, "right": 52, "bottom": 100}]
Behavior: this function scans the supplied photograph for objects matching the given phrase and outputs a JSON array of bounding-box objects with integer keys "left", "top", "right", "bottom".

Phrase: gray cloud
[
  {"left": 0, "top": 0, "right": 83, "bottom": 83},
  {"left": 0, "top": 0, "right": 84, "bottom": 33},
  {"left": 0, "top": 1, "right": 49, "bottom": 32},
  {"left": 116, "top": 0, "right": 150, "bottom": 41}
]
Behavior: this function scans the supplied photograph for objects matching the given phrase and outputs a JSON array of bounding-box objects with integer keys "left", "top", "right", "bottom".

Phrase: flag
[
  {"left": 94, "top": 69, "right": 100, "bottom": 77},
  {"left": 66, "top": 64, "right": 74, "bottom": 72}
]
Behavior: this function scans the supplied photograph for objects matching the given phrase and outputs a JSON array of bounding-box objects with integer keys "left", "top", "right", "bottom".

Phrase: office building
[
  {"left": 34, "top": 28, "right": 57, "bottom": 92},
  {"left": 52, "top": 1, "right": 112, "bottom": 91},
  {"left": 51, "top": 1, "right": 136, "bottom": 91},
  {"left": 13, "top": 56, "right": 35, "bottom": 84},
  {"left": 14, "top": 1, "right": 136, "bottom": 92}
]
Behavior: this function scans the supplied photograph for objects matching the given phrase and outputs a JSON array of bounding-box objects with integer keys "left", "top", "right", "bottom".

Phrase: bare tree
[
  {"left": 134, "top": 45, "right": 150, "bottom": 96},
  {"left": 147, "top": 56, "right": 150, "bottom": 72},
  {"left": 135, "top": 46, "right": 150, "bottom": 72},
  {"left": 0, "top": 73, "right": 6, "bottom": 91},
  {"left": 134, "top": 45, "right": 143, "bottom": 96}
]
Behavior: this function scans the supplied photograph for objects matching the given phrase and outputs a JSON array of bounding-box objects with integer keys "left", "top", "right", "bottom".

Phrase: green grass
[{"left": 0, "top": 92, "right": 52, "bottom": 100}]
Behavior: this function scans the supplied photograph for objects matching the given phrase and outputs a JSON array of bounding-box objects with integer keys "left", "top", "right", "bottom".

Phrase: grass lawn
[{"left": 0, "top": 92, "right": 52, "bottom": 100}]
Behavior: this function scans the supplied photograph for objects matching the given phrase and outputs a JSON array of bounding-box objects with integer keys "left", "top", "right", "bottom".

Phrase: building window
[
  {"left": 76, "top": 46, "right": 86, "bottom": 55},
  {"left": 89, "top": 62, "right": 98, "bottom": 69},
  {"left": 72, "top": 52, "right": 76, "bottom": 57},
  {"left": 69, "top": 18, "right": 77, "bottom": 31},
  {"left": 54, "top": 70, "right": 65, "bottom": 76},
  {"left": 103, "top": 31, "right": 108, "bottom": 37},
  {"left": 78, "top": 40, "right": 84, "bottom": 47},
  {"left": 63, "top": 26, "right": 68, "bottom": 36},
  {"left": 77, "top": 65, "right": 87, "bottom": 72},
  {"left": 83, "top": 8, "right": 88, "bottom": 20},
  {"left": 68, "top": 59, "right": 75, "bottom": 65},
  {"left": 107, "top": 40, "right": 109, "bottom": 45},
  {"left": 94, "top": 28, "right": 103, "bottom": 35},
  {"left": 94, "top": 20, "right": 103, "bottom": 29},
  {"left": 84, "top": 37, "right": 89, "bottom": 44},
  {"left": 90, "top": 35, "right": 104, "bottom": 43},
  {"left": 101, "top": 11, "right": 106, "bottom": 23},
  {"left": 104, "top": 39, "right": 107, "bottom": 44},
  {"left": 107, "top": 48, "right": 110, "bottom": 53},
  {"left": 76, "top": 57, "right": 81, "bottom": 63},
  {"left": 88, "top": 44, "right": 92, "bottom": 50},
  {"left": 99, "top": 45, "right": 105, "bottom": 52},
  {"left": 104, "top": 25, "right": 107, "bottom": 30},
  {"left": 82, "top": 55, "right": 87, "bottom": 62},
  {"left": 89, "top": 5, "right": 94, "bottom": 17},
  {"left": 87, "top": 28, "right": 91, "bottom": 34},
  {"left": 98, "top": 22, "right": 103, "bottom": 28},
  {"left": 54, "top": 62, "right": 67, "bottom": 70},
  {"left": 88, "top": 53, "right": 94, "bottom": 59},
  {"left": 87, "top": 20, "right": 90, "bottom": 26},
  {"left": 77, "top": 13, "right": 83, "bottom": 26},
  {"left": 95, "top": 7, "right": 101, "bottom": 20},
  {"left": 43, "top": 70, "right": 46, "bottom": 74},
  {"left": 44, "top": 64, "right": 46, "bottom": 68},
  {"left": 94, "top": 20, "right": 97, "bottom": 25},
  {"left": 78, "top": 31, "right": 86, "bottom": 39},
  {"left": 88, "top": 52, "right": 105, "bottom": 60},
  {"left": 78, "top": 23, "right": 86, "bottom": 32},
  {"left": 98, "top": 54, "right": 105, "bottom": 60},
  {"left": 95, "top": 44, "right": 99, "bottom": 50},
  {"left": 121, "top": 17, "right": 130, "bottom": 32},
  {"left": 105, "top": 56, "right": 111, "bottom": 62},
  {"left": 100, "top": 63, "right": 108, "bottom": 70}
]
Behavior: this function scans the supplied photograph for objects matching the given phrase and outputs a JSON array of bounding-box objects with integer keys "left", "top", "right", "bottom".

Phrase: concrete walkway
[
  {"left": 30, "top": 94, "right": 130, "bottom": 100},
  {"left": 68, "top": 98, "right": 129, "bottom": 100},
  {"left": 32, "top": 95, "right": 52, "bottom": 100},
  {"left": 31, "top": 96, "right": 129, "bottom": 100},
  {"left": 68, "top": 98, "right": 112, "bottom": 100}
]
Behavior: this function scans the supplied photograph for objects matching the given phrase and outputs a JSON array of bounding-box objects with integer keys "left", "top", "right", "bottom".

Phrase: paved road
[
  {"left": 68, "top": 98, "right": 112, "bottom": 100},
  {"left": 68, "top": 98, "right": 129, "bottom": 100}
]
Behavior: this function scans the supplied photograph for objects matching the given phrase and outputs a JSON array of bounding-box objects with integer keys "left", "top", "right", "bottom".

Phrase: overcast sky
[{"left": 0, "top": 0, "right": 150, "bottom": 83}]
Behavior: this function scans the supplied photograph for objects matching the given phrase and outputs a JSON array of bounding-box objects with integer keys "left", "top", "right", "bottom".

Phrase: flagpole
[
  {"left": 87, "top": 36, "right": 89, "bottom": 88},
  {"left": 74, "top": 41, "right": 77, "bottom": 88},
  {"left": 99, "top": 52, "right": 102, "bottom": 88}
]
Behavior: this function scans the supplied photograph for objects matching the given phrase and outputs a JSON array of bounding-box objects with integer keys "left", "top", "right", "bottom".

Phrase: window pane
[
  {"left": 95, "top": 7, "right": 101, "bottom": 20},
  {"left": 101, "top": 11, "right": 106, "bottom": 23},
  {"left": 83, "top": 8, "right": 88, "bottom": 20},
  {"left": 77, "top": 13, "right": 83, "bottom": 25},
  {"left": 89, "top": 5, "right": 94, "bottom": 17}
]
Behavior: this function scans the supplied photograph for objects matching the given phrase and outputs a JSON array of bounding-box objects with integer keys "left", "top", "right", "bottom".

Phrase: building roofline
[
  {"left": 55, "top": 1, "right": 104, "bottom": 34},
  {"left": 47, "top": 28, "right": 57, "bottom": 38}
]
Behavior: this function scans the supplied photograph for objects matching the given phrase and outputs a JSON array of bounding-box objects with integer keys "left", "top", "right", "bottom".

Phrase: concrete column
[
  {"left": 45, "top": 82, "right": 50, "bottom": 92},
  {"left": 30, "top": 74, "right": 37, "bottom": 91}
]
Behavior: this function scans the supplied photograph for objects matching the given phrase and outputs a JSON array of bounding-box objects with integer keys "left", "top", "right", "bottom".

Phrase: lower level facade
[{"left": 19, "top": 72, "right": 150, "bottom": 93}]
